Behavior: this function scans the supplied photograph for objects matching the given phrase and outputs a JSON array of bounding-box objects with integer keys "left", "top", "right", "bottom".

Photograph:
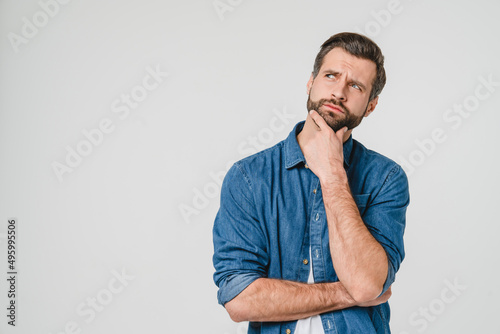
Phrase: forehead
[{"left": 320, "top": 48, "right": 377, "bottom": 87}]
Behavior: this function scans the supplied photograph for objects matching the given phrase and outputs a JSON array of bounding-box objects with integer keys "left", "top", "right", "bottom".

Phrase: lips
[{"left": 323, "top": 103, "right": 344, "bottom": 114}]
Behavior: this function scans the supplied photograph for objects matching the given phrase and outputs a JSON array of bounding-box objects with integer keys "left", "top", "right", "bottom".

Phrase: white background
[{"left": 1, "top": 0, "right": 499, "bottom": 333}]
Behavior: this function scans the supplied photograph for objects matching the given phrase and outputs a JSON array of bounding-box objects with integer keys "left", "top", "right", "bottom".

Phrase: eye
[
  {"left": 326, "top": 74, "right": 335, "bottom": 79},
  {"left": 351, "top": 83, "right": 361, "bottom": 90}
]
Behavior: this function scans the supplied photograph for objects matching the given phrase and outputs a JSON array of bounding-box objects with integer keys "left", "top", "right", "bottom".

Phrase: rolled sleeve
[
  {"left": 212, "top": 163, "right": 268, "bottom": 306},
  {"left": 361, "top": 164, "right": 410, "bottom": 295},
  {"left": 217, "top": 272, "right": 262, "bottom": 306}
]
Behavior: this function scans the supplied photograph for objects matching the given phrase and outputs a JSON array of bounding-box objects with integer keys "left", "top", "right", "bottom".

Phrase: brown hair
[{"left": 312, "top": 32, "right": 386, "bottom": 101}]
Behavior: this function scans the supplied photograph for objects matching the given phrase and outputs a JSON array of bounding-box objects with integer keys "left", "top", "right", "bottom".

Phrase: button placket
[{"left": 309, "top": 179, "right": 326, "bottom": 283}]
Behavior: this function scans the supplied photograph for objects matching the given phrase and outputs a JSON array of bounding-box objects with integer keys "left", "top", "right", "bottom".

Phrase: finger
[
  {"left": 336, "top": 126, "right": 347, "bottom": 142},
  {"left": 307, "top": 111, "right": 321, "bottom": 130},
  {"left": 309, "top": 110, "right": 328, "bottom": 131}
]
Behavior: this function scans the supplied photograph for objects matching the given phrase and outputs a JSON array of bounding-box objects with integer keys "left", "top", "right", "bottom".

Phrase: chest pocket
[{"left": 353, "top": 194, "right": 370, "bottom": 217}]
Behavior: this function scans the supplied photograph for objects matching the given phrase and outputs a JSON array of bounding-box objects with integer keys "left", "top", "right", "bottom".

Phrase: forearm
[
  {"left": 225, "top": 277, "right": 356, "bottom": 322},
  {"left": 322, "top": 176, "right": 388, "bottom": 302}
]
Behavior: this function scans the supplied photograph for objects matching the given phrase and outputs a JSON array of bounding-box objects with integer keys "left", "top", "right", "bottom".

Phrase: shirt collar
[{"left": 284, "top": 121, "right": 354, "bottom": 170}]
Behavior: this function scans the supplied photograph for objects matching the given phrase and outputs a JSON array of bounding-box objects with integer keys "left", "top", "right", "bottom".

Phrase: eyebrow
[
  {"left": 322, "top": 69, "right": 368, "bottom": 91},
  {"left": 351, "top": 79, "right": 367, "bottom": 91}
]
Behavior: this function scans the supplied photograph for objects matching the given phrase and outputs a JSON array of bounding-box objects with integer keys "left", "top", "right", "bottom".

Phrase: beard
[{"left": 306, "top": 95, "right": 368, "bottom": 132}]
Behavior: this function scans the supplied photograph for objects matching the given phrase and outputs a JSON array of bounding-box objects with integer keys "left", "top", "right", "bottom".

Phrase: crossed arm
[
  {"left": 222, "top": 111, "right": 396, "bottom": 322},
  {"left": 225, "top": 278, "right": 391, "bottom": 322}
]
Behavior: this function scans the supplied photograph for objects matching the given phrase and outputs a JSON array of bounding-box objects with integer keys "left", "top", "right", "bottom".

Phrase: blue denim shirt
[{"left": 213, "top": 121, "right": 409, "bottom": 334}]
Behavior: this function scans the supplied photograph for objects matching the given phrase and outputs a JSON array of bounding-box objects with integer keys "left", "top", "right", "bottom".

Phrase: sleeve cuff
[
  {"left": 217, "top": 272, "right": 262, "bottom": 306},
  {"left": 380, "top": 261, "right": 396, "bottom": 297}
]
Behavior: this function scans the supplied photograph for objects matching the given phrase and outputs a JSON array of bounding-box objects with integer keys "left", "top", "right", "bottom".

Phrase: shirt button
[
  {"left": 303, "top": 259, "right": 309, "bottom": 265},
  {"left": 305, "top": 163, "right": 309, "bottom": 169},
  {"left": 315, "top": 213, "right": 319, "bottom": 221},
  {"left": 313, "top": 189, "right": 317, "bottom": 194},
  {"left": 286, "top": 329, "right": 291, "bottom": 334}
]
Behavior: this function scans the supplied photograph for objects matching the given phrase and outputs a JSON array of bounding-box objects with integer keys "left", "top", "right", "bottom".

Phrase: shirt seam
[
  {"left": 381, "top": 164, "right": 401, "bottom": 190},
  {"left": 234, "top": 161, "right": 253, "bottom": 191}
]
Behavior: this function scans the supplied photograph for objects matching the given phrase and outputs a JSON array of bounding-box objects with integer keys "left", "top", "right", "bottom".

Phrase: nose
[{"left": 331, "top": 80, "right": 347, "bottom": 102}]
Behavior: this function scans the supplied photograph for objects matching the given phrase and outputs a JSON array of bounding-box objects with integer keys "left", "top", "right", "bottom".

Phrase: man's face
[{"left": 306, "top": 47, "right": 379, "bottom": 132}]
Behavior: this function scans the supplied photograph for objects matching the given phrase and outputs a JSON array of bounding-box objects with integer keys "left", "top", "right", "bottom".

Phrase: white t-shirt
[{"left": 294, "top": 248, "right": 326, "bottom": 334}]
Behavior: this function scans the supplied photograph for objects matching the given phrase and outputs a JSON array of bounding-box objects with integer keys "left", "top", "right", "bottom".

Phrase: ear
[
  {"left": 364, "top": 96, "right": 379, "bottom": 117},
  {"left": 306, "top": 73, "right": 314, "bottom": 95}
]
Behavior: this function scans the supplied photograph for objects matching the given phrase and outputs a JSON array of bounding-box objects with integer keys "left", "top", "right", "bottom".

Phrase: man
[{"left": 213, "top": 32, "right": 410, "bottom": 334}]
